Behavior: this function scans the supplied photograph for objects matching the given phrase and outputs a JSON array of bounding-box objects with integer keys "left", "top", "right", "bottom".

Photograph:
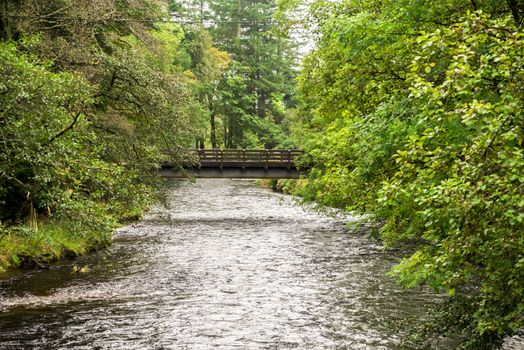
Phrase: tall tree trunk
[
  {"left": 507, "top": 0, "right": 521, "bottom": 26},
  {"left": 196, "top": 138, "right": 205, "bottom": 149},
  {"left": 1, "top": 0, "right": 11, "bottom": 40},
  {"left": 209, "top": 96, "right": 218, "bottom": 149},
  {"left": 210, "top": 111, "right": 217, "bottom": 149},
  {"left": 223, "top": 115, "right": 229, "bottom": 148},
  {"left": 235, "top": 0, "right": 241, "bottom": 39}
]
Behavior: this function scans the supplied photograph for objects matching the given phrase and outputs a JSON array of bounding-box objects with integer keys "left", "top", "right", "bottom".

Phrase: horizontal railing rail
[{"left": 191, "top": 149, "right": 304, "bottom": 170}]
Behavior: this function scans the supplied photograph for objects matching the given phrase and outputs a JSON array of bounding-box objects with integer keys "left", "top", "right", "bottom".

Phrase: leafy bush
[
  {"left": 384, "top": 14, "right": 524, "bottom": 344},
  {"left": 295, "top": 5, "right": 524, "bottom": 348}
]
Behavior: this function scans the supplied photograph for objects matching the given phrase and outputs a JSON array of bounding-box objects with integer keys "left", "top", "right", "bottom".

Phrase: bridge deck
[{"left": 161, "top": 149, "right": 304, "bottom": 179}]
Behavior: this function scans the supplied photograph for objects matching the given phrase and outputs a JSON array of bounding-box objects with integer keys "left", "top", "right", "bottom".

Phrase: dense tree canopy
[
  {"left": 291, "top": 0, "right": 524, "bottom": 348},
  {"left": 0, "top": 0, "right": 209, "bottom": 269}
]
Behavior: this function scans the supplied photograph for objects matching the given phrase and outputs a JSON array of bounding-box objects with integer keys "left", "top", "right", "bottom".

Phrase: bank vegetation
[{"left": 282, "top": 1, "right": 524, "bottom": 348}]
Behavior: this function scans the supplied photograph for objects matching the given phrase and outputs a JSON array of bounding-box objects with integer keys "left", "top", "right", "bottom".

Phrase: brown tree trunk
[
  {"left": 210, "top": 112, "right": 217, "bottom": 149},
  {"left": 507, "top": 0, "right": 521, "bottom": 26},
  {"left": 1, "top": 0, "right": 11, "bottom": 40}
]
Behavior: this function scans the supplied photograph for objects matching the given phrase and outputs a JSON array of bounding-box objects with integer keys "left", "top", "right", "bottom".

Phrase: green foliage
[
  {"left": 0, "top": 41, "right": 90, "bottom": 218},
  {"left": 0, "top": 39, "right": 153, "bottom": 226},
  {"left": 294, "top": 0, "right": 524, "bottom": 347},
  {"left": 385, "top": 13, "right": 524, "bottom": 343},
  {"left": 175, "top": 25, "right": 232, "bottom": 148},
  {"left": 0, "top": 41, "right": 126, "bottom": 271},
  {"left": 173, "top": 0, "right": 298, "bottom": 149},
  {"left": 0, "top": 0, "right": 202, "bottom": 270},
  {"left": 258, "top": 178, "right": 304, "bottom": 195}
]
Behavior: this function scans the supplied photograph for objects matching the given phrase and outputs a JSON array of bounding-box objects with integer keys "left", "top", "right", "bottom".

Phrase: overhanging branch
[{"left": 47, "top": 111, "right": 82, "bottom": 144}]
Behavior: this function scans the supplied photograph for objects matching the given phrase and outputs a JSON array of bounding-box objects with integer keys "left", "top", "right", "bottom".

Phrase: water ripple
[{"left": 2, "top": 179, "right": 519, "bottom": 349}]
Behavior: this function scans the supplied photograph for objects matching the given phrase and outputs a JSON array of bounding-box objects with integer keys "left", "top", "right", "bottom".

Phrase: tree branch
[
  {"left": 483, "top": 114, "right": 511, "bottom": 159},
  {"left": 47, "top": 111, "right": 82, "bottom": 144}
]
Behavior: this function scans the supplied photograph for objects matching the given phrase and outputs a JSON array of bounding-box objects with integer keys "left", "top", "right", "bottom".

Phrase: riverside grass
[{"left": 0, "top": 219, "right": 113, "bottom": 272}]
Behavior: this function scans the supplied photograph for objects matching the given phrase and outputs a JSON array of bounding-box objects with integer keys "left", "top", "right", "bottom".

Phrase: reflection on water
[{"left": 0, "top": 179, "right": 519, "bottom": 349}]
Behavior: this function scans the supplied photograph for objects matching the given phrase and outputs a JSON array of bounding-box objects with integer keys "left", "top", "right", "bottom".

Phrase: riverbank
[
  {"left": 257, "top": 178, "right": 303, "bottom": 195},
  {"left": 0, "top": 219, "right": 114, "bottom": 273},
  {"left": 0, "top": 196, "right": 150, "bottom": 273}
]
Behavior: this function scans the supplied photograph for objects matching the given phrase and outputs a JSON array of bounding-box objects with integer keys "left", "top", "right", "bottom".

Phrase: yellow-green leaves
[{"left": 295, "top": 2, "right": 524, "bottom": 347}]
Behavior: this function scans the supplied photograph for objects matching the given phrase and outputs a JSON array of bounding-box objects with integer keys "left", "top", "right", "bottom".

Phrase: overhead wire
[
  {"left": 5, "top": 14, "right": 279, "bottom": 25},
  {"left": 4, "top": 14, "right": 310, "bottom": 34}
]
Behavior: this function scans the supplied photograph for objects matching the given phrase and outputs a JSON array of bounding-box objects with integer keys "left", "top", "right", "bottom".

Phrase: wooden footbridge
[{"left": 160, "top": 149, "right": 304, "bottom": 179}]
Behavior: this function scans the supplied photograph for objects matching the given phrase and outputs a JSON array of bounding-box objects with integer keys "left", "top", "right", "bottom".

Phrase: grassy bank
[
  {"left": 0, "top": 194, "right": 152, "bottom": 273},
  {"left": 0, "top": 219, "right": 115, "bottom": 272}
]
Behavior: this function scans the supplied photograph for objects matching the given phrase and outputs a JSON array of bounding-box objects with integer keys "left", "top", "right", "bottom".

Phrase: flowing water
[{"left": 0, "top": 179, "right": 521, "bottom": 349}]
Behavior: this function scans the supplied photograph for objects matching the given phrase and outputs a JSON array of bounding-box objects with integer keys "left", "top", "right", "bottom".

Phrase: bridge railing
[{"left": 193, "top": 149, "right": 303, "bottom": 170}]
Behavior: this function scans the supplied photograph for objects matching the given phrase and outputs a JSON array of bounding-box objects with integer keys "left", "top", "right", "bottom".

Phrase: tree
[
  {"left": 0, "top": 0, "right": 201, "bottom": 269},
  {"left": 176, "top": 24, "right": 231, "bottom": 148},
  {"left": 293, "top": 0, "right": 524, "bottom": 347},
  {"left": 174, "top": 0, "right": 298, "bottom": 148},
  {"left": 385, "top": 14, "right": 524, "bottom": 348}
]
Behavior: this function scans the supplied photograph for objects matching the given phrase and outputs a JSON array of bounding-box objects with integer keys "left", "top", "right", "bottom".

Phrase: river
[{"left": 0, "top": 179, "right": 521, "bottom": 349}]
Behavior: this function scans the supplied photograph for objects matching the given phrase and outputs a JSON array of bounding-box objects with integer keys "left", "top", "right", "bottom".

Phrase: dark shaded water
[{"left": 0, "top": 179, "right": 521, "bottom": 349}]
